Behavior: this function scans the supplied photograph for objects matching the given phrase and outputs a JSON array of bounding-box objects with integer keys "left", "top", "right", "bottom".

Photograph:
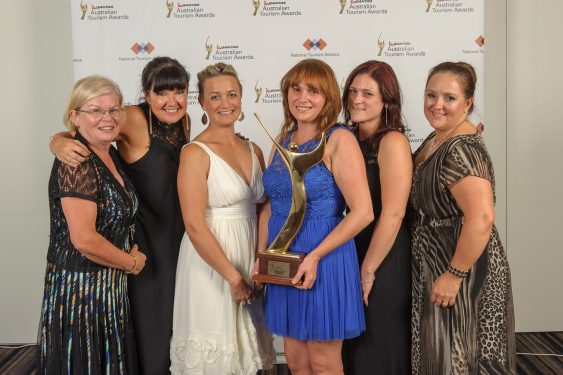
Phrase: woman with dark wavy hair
[{"left": 341, "top": 60, "right": 412, "bottom": 374}]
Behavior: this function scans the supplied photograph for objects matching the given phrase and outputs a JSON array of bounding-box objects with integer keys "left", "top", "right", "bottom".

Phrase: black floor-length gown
[
  {"left": 122, "top": 102, "right": 187, "bottom": 375},
  {"left": 342, "top": 136, "right": 412, "bottom": 374}
]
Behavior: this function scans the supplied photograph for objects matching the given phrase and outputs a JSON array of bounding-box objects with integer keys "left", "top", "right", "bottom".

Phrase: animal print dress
[{"left": 410, "top": 132, "right": 516, "bottom": 374}]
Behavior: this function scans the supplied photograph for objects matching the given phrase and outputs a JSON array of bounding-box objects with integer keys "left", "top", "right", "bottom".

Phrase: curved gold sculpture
[{"left": 254, "top": 113, "right": 326, "bottom": 255}]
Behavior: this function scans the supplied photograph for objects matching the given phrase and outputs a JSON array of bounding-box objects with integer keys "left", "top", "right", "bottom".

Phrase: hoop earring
[
  {"left": 201, "top": 112, "right": 208, "bottom": 125},
  {"left": 148, "top": 105, "right": 153, "bottom": 135},
  {"left": 238, "top": 111, "right": 245, "bottom": 122}
]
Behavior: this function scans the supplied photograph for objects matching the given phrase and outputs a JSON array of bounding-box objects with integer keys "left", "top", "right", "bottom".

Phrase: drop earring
[
  {"left": 201, "top": 112, "right": 208, "bottom": 125},
  {"left": 238, "top": 111, "right": 245, "bottom": 121}
]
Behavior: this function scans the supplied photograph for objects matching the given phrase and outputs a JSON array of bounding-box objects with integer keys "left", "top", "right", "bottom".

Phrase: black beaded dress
[
  {"left": 410, "top": 132, "right": 515, "bottom": 374},
  {"left": 121, "top": 102, "right": 187, "bottom": 375},
  {"left": 38, "top": 132, "right": 138, "bottom": 374},
  {"left": 342, "top": 134, "right": 412, "bottom": 375}
]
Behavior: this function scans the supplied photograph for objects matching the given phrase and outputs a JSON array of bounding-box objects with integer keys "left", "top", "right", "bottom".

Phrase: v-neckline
[
  {"left": 78, "top": 133, "right": 134, "bottom": 202},
  {"left": 196, "top": 141, "right": 255, "bottom": 188}
]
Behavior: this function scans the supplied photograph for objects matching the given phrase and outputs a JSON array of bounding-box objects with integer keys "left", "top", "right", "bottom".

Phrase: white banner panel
[{"left": 71, "top": 0, "right": 484, "bottom": 362}]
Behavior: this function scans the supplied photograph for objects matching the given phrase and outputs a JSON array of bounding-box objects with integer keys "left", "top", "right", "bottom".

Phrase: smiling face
[
  {"left": 347, "top": 73, "right": 385, "bottom": 128},
  {"left": 199, "top": 75, "right": 241, "bottom": 127},
  {"left": 287, "top": 82, "right": 327, "bottom": 127},
  {"left": 72, "top": 94, "right": 122, "bottom": 146},
  {"left": 424, "top": 72, "right": 472, "bottom": 132},
  {"left": 145, "top": 87, "right": 187, "bottom": 124}
]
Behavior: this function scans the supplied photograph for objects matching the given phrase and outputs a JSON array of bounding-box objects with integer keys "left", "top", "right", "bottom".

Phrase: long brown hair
[
  {"left": 280, "top": 59, "right": 341, "bottom": 141},
  {"left": 342, "top": 60, "right": 405, "bottom": 154}
]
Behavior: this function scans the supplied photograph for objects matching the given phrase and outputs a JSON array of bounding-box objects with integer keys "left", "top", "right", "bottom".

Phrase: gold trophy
[
  {"left": 339, "top": 0, "right": 347, "bottom": 14},
  {"left": 253, "top": 113, "right": 326, "bottom": 286},
  {"left": 166, "top": 0, "right": 174, "bottom": 18},
  {"left": 205, "top": 36, "right": 213, "bottom": 60},
  {"left": 426, "top": 0, "right": 433, "bottom": 12},
  {"left": 253, "top": 0, "right": 260, "bottom": 16},
  {"left": 377, "top": 32, "right": 385, "bottom": 57},
  {"left": 80, "top": 1, "right": 88, "bottom": 20},
  {"left": 254, "top": 80, "right": 262, "bottom": 103}
]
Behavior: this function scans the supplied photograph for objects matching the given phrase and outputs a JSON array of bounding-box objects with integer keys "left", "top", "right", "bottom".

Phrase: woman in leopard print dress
[{"left": 410, "top": 61, "right": 515, "bottom": 374}]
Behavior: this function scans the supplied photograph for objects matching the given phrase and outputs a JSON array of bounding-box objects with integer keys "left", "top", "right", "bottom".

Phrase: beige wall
[{"left": 0, "top": 0, "right": 561, "bottom": 343}]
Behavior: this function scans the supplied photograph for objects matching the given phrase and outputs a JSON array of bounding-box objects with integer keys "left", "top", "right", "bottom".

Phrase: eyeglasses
[{"left": 76, "top": 107, "right": 124, "bottom": 119}]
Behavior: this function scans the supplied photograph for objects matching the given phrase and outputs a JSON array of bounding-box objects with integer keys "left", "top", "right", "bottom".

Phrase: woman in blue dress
[{"left": 258, "top": 59, "right": 373, "bottom": 374}]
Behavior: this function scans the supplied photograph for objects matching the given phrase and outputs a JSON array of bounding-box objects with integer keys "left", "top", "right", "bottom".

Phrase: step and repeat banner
[
  {"left": 71, "top": 0, "right": 484, "bottom": 362},
  {"left": 71, "top": 0, "right": 484, "bottom": 154}
]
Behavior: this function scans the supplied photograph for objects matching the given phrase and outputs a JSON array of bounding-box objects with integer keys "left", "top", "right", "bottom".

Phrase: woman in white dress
[{"left": 170, "top": 62, "right": 275, "bottom": 375}]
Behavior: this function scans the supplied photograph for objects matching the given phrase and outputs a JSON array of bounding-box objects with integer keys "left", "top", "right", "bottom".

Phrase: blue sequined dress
[
  {"left": 38, "top": 132, "right": 138, "bottom": 374},
  {"left": 263, "top": 126, "right": 365, "bottom": 341}
]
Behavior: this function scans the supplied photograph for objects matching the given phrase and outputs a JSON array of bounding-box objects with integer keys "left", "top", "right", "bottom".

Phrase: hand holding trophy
[{"left": 253, "top": 113, "right": 325, "bottom": 286}]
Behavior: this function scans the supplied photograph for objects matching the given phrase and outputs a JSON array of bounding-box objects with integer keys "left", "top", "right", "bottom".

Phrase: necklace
[{"left": 427, "top": 119, "right": 466, "bottom": 154}]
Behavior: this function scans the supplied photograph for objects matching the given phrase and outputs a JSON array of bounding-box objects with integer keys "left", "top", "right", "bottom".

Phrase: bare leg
[
  {"left": 307, "top": 340, "right": 344, "bottom": 375},
  {"left": 284, "top": 336, "right": 313, "bottom": 375}
]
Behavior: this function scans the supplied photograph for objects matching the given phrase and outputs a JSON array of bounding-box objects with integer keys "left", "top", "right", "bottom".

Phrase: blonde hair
[
  {"left": 63, "top": 75, "right": 123, "bottom": 131},
  {"left": 197, "top": 62, "right": 242, "bottom": 103},
  {"left": 280, "top": 59, "right": 341, "bottom": 141}
]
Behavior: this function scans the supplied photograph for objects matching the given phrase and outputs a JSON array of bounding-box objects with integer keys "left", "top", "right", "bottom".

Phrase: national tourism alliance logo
[
  {"left": 339, "top": 0, "right": 389, "bottom": 15},
  {"left": 118, "top": 42, "right": 155, "bottom": 62},
  {"left": 290, "top": 38, "right": 340, "bottom": 58},
  {"left": 78, "top": 1, "right": 130, "bottom": 21},
  {"left": 167, "top": 1, "right": 216, "bottom": 19},
  {"left": 462, "top": 35, "right": 484, "bottom": 55},
  {"left": 204, "top": 37, "right": 255, "bottom": 61},
  {"left": 252, "top": 0, "right": 302, "bottom": 17},
  {"left": 425, "top": 0, "right": 475, "bottom": 13}
]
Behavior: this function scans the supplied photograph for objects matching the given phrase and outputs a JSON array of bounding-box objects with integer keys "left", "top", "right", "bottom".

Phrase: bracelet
[
  {"left": 361, "top": 274, "right": 376, "bottom": 285},
  {"left": 125, "top": 254, "right": 137, "bottom": 274},
  {"left": 447, "top": 264, "right": 468, "bottom": 278}
]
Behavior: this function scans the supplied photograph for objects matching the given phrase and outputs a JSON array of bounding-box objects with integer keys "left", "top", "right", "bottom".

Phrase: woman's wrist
[{"left": 124, "top": 254, "right": 136, "bottom": 274}]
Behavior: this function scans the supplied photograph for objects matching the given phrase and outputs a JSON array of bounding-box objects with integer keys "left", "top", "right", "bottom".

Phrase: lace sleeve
[{"left": 54, "top": 158, "right": 99, "bottom": 202}]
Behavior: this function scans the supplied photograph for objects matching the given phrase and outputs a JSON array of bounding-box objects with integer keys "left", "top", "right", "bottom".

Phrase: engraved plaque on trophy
[{"left": 252, "top": 113, "right": 326, "bottom": 286}]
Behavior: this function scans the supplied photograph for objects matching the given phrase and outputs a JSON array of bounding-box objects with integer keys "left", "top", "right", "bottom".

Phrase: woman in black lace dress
[
  {"left": 39, "top": 76, "right": 146, "bottom": 374},
  {"left": 341, "top": 61, "right": 412, "bottom": 374},
  {"left": 49, "top": 57, "right": 191, "bottom": 374}
]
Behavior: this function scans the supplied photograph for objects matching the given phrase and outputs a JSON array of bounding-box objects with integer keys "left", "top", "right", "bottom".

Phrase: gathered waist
[
  {"left": 206, "top": 203, "right": 256, "bottom": 219},
  {"left": 414, "top": 212, "right": 463, "bottom": 228}
]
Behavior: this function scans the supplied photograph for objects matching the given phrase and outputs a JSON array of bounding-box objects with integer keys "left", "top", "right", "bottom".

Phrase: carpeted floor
[{"left": 1, "top": 332, "right": 561, "bottom": 374}]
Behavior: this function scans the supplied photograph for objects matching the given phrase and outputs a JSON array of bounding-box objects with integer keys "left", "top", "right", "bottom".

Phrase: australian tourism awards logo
[
  {"left": 377, "top": 33, "right": 385, "bottom": 56},
  {"left": 427, "top": 0, "right": 475, "bottom": 13},
  {"left": 254, "top": 80, "right": 262, "bottom": 103},
  {"left": 253, "top": 0, "right": 302, "bottom": 16},
  {"left": 205, "top": 37, "right": 255, "bottom": 61},
  {"left": 79, "top": 2, "right": 130, "bottom": 21},
  {"left": 166, "top": 0, "right": 174, "bottom": 17},
  {"left": 80, "top": 0, "right": 88, "bottom": 19},
  {"left": 381, "top": 35, "right": 426, "bottom": 57},
  {"left": 462, "top": 35, "right": 485, "bottom": 55},
  {"left": 169, "top": 2, "right": 216, "bottom": 19},
  {"left": 405, "top": 124, "right": 425, "bottom": 148},
  {"left": 253, "top": 81, "right": 282, "bottom": 104},
  {"left": 340, "top": 0, "right": 389, "bottom": 15}
]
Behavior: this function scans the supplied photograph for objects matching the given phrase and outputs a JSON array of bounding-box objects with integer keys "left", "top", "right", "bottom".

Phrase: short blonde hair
[{"left": 63, "top": 75, "right": 123, "bottom": 131}]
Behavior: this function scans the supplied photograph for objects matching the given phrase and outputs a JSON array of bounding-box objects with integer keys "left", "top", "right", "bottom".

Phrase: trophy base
[{"left": 253, "top": 251, "right": 305, "bottom": 286}]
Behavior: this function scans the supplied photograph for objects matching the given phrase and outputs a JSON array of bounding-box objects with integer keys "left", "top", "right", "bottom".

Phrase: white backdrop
[
  {"left": 72, "top": 0, "right": 484, "bottom": 155},
  {"left": 71, "top": 0, "right": 484, "bottom": 362}
]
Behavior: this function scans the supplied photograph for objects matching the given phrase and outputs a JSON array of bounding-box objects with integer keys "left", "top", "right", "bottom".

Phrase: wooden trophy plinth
[{"left": 254, "top": 251, "right": 305, "bottom": 286}]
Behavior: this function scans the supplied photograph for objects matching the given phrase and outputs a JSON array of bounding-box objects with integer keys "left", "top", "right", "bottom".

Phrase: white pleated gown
[{"left": 170, "top": 141, "right": 275, "bottom": 375}]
